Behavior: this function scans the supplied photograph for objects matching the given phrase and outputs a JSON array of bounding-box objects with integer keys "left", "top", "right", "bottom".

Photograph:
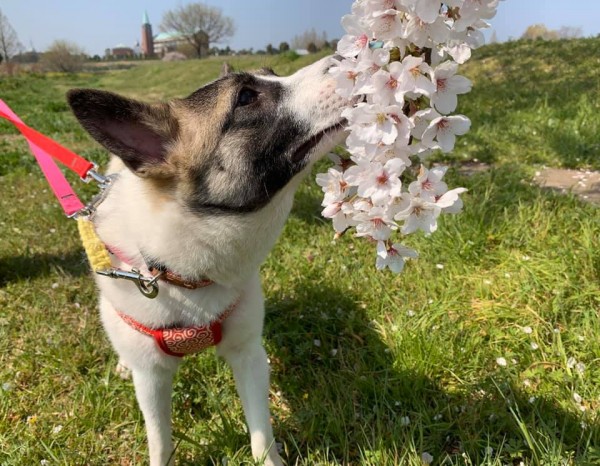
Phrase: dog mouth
[{"left": 291, "top": 120, "right": 347, "bottom": 164}]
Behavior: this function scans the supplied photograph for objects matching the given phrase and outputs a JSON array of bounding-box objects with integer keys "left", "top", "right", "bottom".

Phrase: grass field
[{"left": 0, "top": 39, "right": 599, "bottom": 465}]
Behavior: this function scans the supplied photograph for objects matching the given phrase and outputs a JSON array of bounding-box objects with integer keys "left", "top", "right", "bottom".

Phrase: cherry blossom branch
[{"left": 318, "top": 0, "right": 501, "bottom": 273}]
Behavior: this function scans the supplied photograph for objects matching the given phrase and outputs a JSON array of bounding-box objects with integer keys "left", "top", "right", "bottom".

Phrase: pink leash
[{"left": 0, "top": 99, "right": 91, "bottom": 216}]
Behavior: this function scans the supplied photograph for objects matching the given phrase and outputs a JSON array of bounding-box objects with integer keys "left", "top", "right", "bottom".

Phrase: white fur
[{"left": 93, "top": 56, "right": 348, "bottom": 466}]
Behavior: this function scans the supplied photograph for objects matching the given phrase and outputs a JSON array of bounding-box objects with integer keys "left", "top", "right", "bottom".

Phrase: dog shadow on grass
[
  {"left": 266, "top": 165, "right": 597, "bottom": 464},
  {"left": 0, "top": 249, "right": 88, "bottom": 286},
  {"left": 264, "top": 283, "right": 595, "bottom": 465}
]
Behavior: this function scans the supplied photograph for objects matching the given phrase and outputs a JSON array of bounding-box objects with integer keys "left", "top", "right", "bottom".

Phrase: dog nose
[{"left": 323, "top": 54, "right": 343, "bottom": 75}]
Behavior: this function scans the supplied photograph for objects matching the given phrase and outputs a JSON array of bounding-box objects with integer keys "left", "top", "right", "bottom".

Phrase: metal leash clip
[{"left": 96, "top": 268, "right": 164, "bottom": 299}]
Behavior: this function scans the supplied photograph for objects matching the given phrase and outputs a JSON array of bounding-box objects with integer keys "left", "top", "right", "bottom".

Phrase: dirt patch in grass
[
  {"left": 534, "top": 168, "right": 600, "bottom": 205},
  {"left": 456, "top": 162, "right": 600, "bottom": 205}
]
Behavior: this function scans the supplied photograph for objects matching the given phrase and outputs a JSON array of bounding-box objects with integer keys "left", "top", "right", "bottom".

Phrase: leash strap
[{"left": 0, "top": 99, "right": 92, "bottom": 216}]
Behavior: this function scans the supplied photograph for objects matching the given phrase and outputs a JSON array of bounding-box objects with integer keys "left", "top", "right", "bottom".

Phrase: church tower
[{"left": 141, "top": 11, "right": 154, "bottom": 58}]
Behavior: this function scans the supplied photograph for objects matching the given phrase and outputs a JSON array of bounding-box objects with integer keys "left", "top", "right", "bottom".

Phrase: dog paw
[
  {"left": 115, "top": 360, "right": 132, "bottom": 380},
  {"left": 264, "top": 458, "right": 284, "bottom": 466}
]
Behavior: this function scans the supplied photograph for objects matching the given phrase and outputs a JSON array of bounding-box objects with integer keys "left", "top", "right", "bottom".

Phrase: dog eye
[{"left": 236, "top": 88, "right": 259, "bottom": 107}]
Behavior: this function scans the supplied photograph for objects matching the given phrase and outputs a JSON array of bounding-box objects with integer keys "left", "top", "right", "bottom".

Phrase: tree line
[{"left": 1, "top": 3, "right": 591, "bottom": 75}]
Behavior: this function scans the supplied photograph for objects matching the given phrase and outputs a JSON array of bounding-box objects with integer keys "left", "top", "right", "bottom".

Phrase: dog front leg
[
  {"left": 221, "top": 342, "right": 283, "bottom": 466},
  {"left": 131, "top": 366, "right": 177, "bottom": 466}
]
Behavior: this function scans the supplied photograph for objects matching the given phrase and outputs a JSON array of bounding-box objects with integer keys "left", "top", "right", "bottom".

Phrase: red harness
[
  {"left": 107, "top": 246, "right": 236, "bottom": 357},
  {"left": 117, "top": 299, "right": 237, "bottom": 357}
]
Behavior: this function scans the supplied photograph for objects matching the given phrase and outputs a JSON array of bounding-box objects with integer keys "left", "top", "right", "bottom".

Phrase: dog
[{"left": 66, "top": 56, "right": 349, "bottom": 466}]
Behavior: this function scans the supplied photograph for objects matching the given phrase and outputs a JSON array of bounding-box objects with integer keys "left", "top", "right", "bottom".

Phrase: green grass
[{"left": 1, "top": 40, "right": 599, "bottom": 465}]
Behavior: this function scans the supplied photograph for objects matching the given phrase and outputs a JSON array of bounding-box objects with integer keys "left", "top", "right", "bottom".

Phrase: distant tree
[
  {"left": 0, "top": 8, "right": 23, "bottom": 68},
  {"left": 489, "top": 30, "right": 498, "bottom": 43},
  {"left": 161, "top": 3, "right": 235, "bottom": 58},
  {"left": 307, "top": 42, "right": 318, "bottom": 54},
  {"left": 177, "top": 42, "right": 198, "bottom": 58},
  {"left": 12, "top": 51, "right": 40, "bottom": 64},
  {"left": 279, "top": 41, "right": 290, "bottom": 53},
  {"left": 521, "top": 24, "right": 559, "bottom": 41},
  {"left": 557, "top": 26, "right": 583, "bottom": 39},
  {"left": 41, "top": 40, "right": 85, "bottom": 73},
  {"left": 292, "top": 28, "right": 328, "bottom": 50},
  {"left": 265, "top": 43, "right": 277, "bottom": 55},
  {"left": 330, "top": 39, "right": 339, "bottom": 52}
]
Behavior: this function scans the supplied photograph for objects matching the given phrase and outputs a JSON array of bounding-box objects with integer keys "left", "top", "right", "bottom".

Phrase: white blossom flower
[
  {"left": 421, "top": 115, "right": 471, "bottom": 152},
  {"left": 404, "top": 14, "right": 450, "bottom": 47},
  {"left": 369, "top": 8, "right": 406, "bottom": 40},
  {"left": 411, "top": 107, "right": 442, "bottom": 140},
  {"left": 376, "top": 241, "right": 418, "bottom": 273},
  {"left": 346, "top": 158, "right": 405, "bottom": 204},
  {"left": 412, "top": 0, "right": 444, "bottom": 23},
  {"left": 343, "top": 103, "right": 407, "bottom": 145},
  {"left": 421, "top": 452, "right": 434, "bottom": 464},
  {"left": 395, "top": 55, "right": 436, "bottom": 99},
  {"left": 453, "top": 0, "right": 500, "bottom": 32},
  {"left": 431, "top": 61, "right": 472, "bottom": 114},
  {"left": 338, "top": 14, "right": 370, "bottom": 57},
  {"left": 408, "top": 165, "right": 449, "bottom": 202},
  {"left": 322, "top": 202, "right": 356, "bottom": 234},
  {"left": 329, "top": 57, "right": 361, "bottom": 99},
  {"left": 354, "top": 47, "right": 392, "bottom": 92},
  {"left": 395, "top": 197, "right": 441, "bottom": 234},
  {"left": 436, "top": 187, "right": 468, "bottom": 213},
  {"left": 496, "top": 357, "right": 507, "bottom": 367},
  {"left": 354, "top": 206, "right": 396, "bottom": 240},
  {"left": 316, "top": 168, "right": 349, "bottom": 205}
]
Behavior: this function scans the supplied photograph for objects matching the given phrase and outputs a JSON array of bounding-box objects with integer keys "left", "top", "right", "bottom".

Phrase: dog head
[{"left": 68, "top": 56, "right": 348, "bottom": 215}]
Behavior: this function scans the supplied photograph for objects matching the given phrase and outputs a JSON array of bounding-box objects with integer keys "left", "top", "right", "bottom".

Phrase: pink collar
[
  {"left": 117, "top": 298, "right": 238, "bottom": 357},
  {"left": 106, "top": 245, "right": 214, "bottom": 291}
]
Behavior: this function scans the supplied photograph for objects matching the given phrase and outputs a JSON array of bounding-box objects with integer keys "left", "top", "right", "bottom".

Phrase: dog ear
[
  {"left": 67, "top": 89, "right": 179, "bottom": 177},
  {"left": 220, "top": 62, "right": 234, "bottom": 77}
]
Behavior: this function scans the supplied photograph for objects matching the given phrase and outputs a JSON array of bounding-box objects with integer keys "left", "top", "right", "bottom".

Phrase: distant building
[
  {"left": 153, "top": 31, "right": 186, "bottom": 56},
  {"left": 105, "top": 11, "right": 209, "bottom": 60},
  {"left": 111, "top": 44, "right": 135, "bottom": 59},
  {"left": 153, "top": 30, "right": 208, "bottom": 57},
  {"left": 141, "top": 11, "right": 154, "bottom": 58}
]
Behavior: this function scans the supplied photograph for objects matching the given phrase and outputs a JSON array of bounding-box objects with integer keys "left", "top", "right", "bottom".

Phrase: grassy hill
[{"left": 0, "top": 40, "right": 598, "bottom": 465}]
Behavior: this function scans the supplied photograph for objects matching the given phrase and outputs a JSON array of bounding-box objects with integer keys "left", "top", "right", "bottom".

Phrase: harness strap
[
  {"left": 117, "top": 299, "right": 238, "bottom": 357},
  {"left": 149, "top": 267, "right": 214, "bottom": 289}
]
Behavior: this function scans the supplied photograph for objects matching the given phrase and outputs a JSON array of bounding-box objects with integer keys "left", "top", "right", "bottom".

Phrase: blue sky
[{"left": 1, "top": 0, "right": 598, "bottom": 56}]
